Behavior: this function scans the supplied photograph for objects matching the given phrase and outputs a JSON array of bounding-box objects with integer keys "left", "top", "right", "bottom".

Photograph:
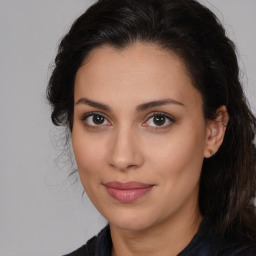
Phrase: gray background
[{"left": 0, "top": 1, "right": 255, "bottom": 256}]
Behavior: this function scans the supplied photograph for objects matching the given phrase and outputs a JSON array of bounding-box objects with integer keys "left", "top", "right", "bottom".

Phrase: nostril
[
  {"left": 108, "top": 151, "right": 144, "bottom": 171},
  {"left": 107, "top": 129, "right": 144, "bottom": 170}
]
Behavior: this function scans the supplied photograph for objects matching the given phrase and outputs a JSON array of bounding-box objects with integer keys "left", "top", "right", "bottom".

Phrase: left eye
[{"left": 145, "top": 114, "right": 173, "bottom": 127}]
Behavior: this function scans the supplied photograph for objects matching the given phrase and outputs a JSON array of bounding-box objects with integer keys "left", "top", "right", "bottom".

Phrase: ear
[{"left": 204, "top": 106, "right": 229, "bottom": 158}]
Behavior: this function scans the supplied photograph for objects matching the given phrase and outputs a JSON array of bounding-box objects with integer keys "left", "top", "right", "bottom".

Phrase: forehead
[{"left": 74, "top": 42, "right": 202, "bottom": 109}]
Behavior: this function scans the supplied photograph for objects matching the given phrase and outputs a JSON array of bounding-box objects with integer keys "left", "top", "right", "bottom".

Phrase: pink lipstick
[{"left": 104, "top": 181, "right": 154, "bottom": 203}]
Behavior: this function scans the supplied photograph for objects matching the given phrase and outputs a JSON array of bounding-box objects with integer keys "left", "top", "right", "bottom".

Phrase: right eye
[{"left": 82, "top": 113, "right": 110, "bottom": 127}]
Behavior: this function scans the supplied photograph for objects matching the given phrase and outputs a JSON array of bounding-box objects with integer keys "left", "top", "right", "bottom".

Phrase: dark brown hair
[{"left": 47, "top": 0, "right": 256, "bottom": 250}]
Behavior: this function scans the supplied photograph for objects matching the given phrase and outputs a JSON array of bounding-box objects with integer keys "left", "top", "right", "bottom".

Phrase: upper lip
[{"left": 104, "top": 181, "right": 154, "bottom": 190}]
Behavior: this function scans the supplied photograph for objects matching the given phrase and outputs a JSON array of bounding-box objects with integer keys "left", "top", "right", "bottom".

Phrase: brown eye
[
  {"left": 144, "top": 113, "right": 174, "bottom": 128},
  {"left": 83, "top": 113, "right": 110, "bottom": 127},
  {"left": 153, "top": 115, "right": 166, "bottom": 126},
  {"left": 92, "top": 114, "right": 105, "bottom": 125}
]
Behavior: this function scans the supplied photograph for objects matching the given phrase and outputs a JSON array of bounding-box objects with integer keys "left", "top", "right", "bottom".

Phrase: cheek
[
  {"left": 72, "top": 136, "right": 107, "bottom": 207},
  {"left": 144, "top": 122, "right": 206, "bottom": 182},
  {"left": 143, "top": 125, "right": 205, "bottom": 216},
  {"left": 72, "top": 129, "right": 105, "bottom": 184}
]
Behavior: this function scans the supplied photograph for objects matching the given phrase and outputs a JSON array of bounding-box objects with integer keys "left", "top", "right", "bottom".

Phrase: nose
[{"left": 108, "top": 126, "right": 144, "bottom": 171}]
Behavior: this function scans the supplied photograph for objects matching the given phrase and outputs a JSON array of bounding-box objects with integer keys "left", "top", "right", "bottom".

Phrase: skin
[{"left": 72, "top": 42, "right": 227, "bottom": 256}]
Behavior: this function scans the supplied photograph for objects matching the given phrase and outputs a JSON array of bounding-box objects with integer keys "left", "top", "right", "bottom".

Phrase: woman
[{"left": 47, "top": 0, "right": 256, "bottom": 255}]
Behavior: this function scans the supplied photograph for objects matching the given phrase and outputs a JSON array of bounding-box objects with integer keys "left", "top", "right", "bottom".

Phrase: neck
[{"left": 110, "top": 207, "right": 202, "bottom": 256}]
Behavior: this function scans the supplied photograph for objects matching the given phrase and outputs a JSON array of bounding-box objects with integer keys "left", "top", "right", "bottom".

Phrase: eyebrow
[
  {"left": 136, "top": 99, "right": 184, "bottom": 112},
  {"left": 75, "top": 98, "right": 184, "bottom": 112},
  {"left": 75, "top": 98, "right": 111, "bottom": 111}
]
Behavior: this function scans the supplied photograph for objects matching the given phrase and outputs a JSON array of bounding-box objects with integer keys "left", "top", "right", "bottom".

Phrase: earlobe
[{"left": 204, "top": 106, "right": 229, "bottom": 158}]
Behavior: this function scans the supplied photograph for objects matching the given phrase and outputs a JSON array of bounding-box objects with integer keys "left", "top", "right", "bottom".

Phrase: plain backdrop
[{"left": 0, "top": 1, "right": 255, "bottom": 256}]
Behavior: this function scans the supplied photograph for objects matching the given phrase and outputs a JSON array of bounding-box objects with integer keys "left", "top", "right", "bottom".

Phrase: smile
[{"left": 103, "top": 181, "right": 154, "bottom": 203}]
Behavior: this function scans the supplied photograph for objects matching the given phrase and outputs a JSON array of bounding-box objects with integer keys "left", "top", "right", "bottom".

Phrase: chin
[
  {"left": 110, "top": 220, "right": 152, "bottom": 232},
  {"left": 106, "top": 209, "right": 158, "bottom": 232}
]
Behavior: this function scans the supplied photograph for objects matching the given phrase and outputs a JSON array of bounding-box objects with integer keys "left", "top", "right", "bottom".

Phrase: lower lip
[{"left": 105, "top": 186, "right": 153, "bottom": 203}]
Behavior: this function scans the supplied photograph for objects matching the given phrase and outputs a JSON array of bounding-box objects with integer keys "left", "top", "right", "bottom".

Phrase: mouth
[{"left": 103, "top": 181, "right": 154, "bottom": 203}]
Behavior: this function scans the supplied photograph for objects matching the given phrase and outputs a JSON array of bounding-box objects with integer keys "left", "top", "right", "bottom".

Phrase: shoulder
[
  {"left": 179, "top": 219, "right": 256, "bottom": 256},
  {"left": 218, "top": 243, "right": 256, "bottom": 256},
  {"left": 62, "top": 236, "right": 97, "bottom": 256},
  {"left": 62, "top": 225, "right": 111, "bottom": 256}
]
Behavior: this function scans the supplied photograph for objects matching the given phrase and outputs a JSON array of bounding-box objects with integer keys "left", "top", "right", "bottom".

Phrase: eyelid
[
  {"left": 80, "top": 111, "right": 175, "bottom": 129},
  {"left": 81, "top": 111, "right": 112, "bottom": 128},
  {"left": 142, "top": 111, "right": 175, "bottom": 129}
]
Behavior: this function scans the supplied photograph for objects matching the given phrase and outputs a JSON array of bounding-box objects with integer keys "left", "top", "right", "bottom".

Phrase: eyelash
[
  {"left": 81, "top": 112, "right": 110, "bottom": 129},
  {"left": 144, "top": 112, "right": 175, "bottom": 129},
  {"left": 80, "top": 112, "right": 175, "bottom": 130}
]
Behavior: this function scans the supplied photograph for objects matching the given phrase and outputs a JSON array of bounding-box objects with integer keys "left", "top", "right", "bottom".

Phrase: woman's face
[{"left": 72, "top": 43, "right": 210, "bottom": 231}]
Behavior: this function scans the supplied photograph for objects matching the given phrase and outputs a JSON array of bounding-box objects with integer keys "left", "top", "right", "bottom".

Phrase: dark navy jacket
[{"left": 64, "top": 220, "right": 256, "bottom": 256}]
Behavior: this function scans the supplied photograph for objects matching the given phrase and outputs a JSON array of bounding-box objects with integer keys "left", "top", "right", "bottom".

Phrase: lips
[{"left": 103, "top": 181, "right": 154, "bottom": 203}]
